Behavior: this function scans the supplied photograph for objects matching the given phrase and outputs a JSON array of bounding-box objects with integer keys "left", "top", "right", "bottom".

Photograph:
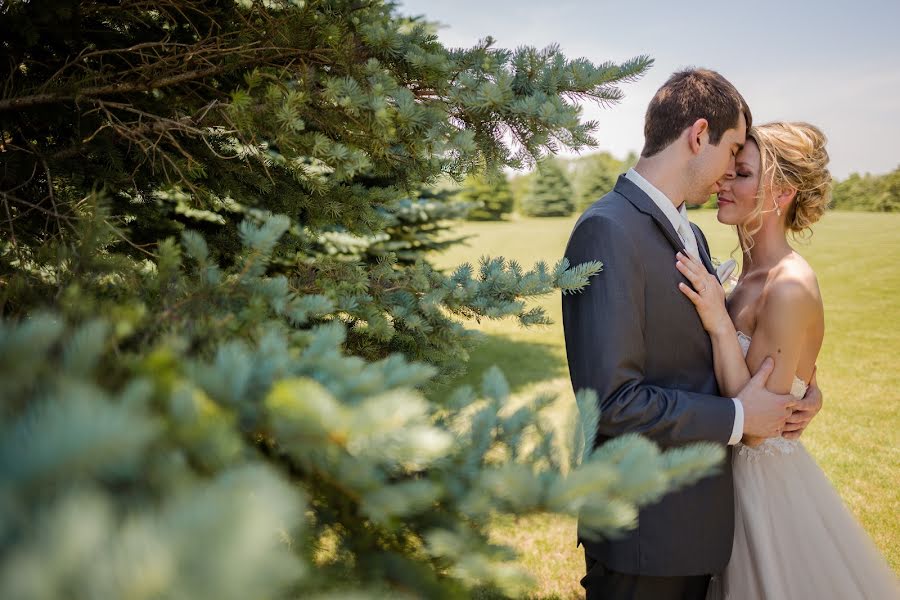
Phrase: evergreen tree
[
  {"left": 459, "top": 173, "right": 515, "bottom": 220},
  {"left": 0, "top": 0, "right": 651, "bottom": 253},
  {"left": 0, "top": 1, "right": 726, "bottom": 596},
  {"left": 521, "top": 159, "right": 575, "bottom": 217},
  {"left": 0, "top": 214, "right": 725, "bottom": 598},
  {"left": 509, "top": 171, "right": 536, "bottom": 215},
  {"left": 311, "top": 197, "right": 476, "bottom": 264},
  {"left": 576, "top": 152, "right": 625, "bottom": 211}
]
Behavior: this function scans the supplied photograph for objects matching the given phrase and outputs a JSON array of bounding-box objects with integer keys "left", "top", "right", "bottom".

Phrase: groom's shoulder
[
  {"left": 573, "top": 188, "right": 639, "bottom": 230},
  {"left": 566, "top": 192, "right": 640, "bottom": 255}
]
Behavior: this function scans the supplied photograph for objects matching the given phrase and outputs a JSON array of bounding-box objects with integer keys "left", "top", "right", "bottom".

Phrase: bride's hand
[
  {"left": 741, "top": 434, "right": 766, "bottom": 448},
  {"left": 675, "top": 251, "right": 731, "bottom": 334}
]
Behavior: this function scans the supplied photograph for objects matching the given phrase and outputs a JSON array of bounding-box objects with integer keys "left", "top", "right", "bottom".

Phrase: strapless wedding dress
[{"left": 707, "top": 332, "right": 898, "bottom": 599}]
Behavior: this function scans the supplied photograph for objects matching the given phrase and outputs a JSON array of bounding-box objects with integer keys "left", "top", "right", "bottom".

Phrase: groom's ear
[{"left": 687, "top": 119, "right": 709, "bottom": 155}]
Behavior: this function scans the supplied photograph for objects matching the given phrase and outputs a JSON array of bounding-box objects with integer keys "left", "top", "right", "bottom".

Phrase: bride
[{"left": 673, "top": 121, "right": 898, "bottom": 599}]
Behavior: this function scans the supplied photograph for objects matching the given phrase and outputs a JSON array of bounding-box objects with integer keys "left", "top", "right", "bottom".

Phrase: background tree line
[
  {"left": 830, "top": 166, "right": 900, "bottom": 212},
  {"left": 455, "top": 157, "right": 899, "bottom": 220}
]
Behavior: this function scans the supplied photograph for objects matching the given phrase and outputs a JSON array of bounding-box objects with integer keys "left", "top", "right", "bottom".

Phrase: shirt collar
[{"left": 624, "top": 168, "right": 688, "bottom": 232}]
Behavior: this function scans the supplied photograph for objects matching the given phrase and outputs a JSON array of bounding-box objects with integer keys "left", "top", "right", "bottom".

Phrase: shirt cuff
[{"left": 728, "top": 398, "right": 744, "bottom": 445}]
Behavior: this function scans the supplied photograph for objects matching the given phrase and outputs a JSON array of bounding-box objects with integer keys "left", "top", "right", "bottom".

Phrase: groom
[{"left": 561, "top": 69, "right": 823, "bottom": 599}]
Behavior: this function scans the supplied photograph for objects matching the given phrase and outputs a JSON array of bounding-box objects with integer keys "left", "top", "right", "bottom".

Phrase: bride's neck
[{"left": 741, "top": 221, "right": 792, "bottom": 276}]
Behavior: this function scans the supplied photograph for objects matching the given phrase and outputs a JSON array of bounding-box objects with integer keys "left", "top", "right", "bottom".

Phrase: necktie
[{"left": 677, "top": 216, "right": 700, "bottom": 262}]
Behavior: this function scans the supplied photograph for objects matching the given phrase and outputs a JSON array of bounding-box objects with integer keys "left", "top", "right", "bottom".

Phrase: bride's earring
[{"left": 774, "top": 200, "right": 782, "bottom": 217}]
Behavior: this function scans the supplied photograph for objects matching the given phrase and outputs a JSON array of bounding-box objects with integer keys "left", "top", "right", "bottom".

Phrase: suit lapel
[
  {"left": 614, "top": 175, "right": 687, "bottom": 255},
  {"left": 690, "top": 223, "right": 717, "bottom": 275}
]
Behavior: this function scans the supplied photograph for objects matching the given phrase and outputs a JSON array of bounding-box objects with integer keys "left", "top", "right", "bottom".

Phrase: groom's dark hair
[{"left": 642, "top": 68, "right": 752, "bottom": 158}]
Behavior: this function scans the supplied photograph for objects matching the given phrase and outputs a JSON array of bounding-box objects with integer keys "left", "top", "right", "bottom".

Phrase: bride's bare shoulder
[{"left": 761, "top": 253, "right": 823, "bottom": 319}]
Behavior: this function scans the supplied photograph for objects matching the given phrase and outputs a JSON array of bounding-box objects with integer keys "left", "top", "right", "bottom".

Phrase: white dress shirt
[
  {"left": 624, "top": 168, "right": 745, "bottom": 445},
  {"left": 625, "top": 168, "right": 700, "bottom": 261}
]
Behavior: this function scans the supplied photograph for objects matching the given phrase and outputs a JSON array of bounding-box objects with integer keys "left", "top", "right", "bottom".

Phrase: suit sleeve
[{"left": 562, "top": 214, "right": 735, "bottom": 447}]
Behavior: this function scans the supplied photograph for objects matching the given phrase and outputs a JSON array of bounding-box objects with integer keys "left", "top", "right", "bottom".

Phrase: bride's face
[{"left": 715, "top": 138, "right": 761, "bottom": 225}]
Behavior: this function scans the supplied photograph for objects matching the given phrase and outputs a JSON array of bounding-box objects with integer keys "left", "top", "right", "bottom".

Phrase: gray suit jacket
[{"left": 562, "top": 175, "right": 735, "bottom": 576}]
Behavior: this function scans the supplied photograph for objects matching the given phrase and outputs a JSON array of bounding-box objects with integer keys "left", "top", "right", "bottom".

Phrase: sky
[{"left": 398, "top": 0, "right": 900, "bottom": 179}]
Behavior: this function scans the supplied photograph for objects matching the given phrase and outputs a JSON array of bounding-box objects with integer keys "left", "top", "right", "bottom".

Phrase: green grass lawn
[{"left": 433, "top": 210, "right": 900, "bottom": 599}]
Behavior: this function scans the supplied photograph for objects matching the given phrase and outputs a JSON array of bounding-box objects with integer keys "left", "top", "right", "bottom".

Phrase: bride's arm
[
  {"left": 738, "top": 280, "right": 818, "bottom": 445},
  {"left": 676, "top": 254, "right": 816, "bottom": 443},
  {"left": 675, "top": 253, "right": 751, "bottom": 397},
  {"left": 742, "top": 281, "right": 817, "bottom": 396}
]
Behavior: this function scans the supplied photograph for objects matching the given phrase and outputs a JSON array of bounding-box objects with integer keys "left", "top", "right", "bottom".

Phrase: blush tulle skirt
[{"left": 707, "top": 438, "right": 898, "bottom": 599}]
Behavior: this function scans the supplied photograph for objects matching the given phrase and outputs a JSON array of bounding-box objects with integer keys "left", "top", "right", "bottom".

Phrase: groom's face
[{"left": 687, "top": 112, "right": 747, "bottom": 205}]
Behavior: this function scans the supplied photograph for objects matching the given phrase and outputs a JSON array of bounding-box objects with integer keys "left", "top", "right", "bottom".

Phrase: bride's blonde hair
[{"left": 737, "top": 121, "right": 832, "bottom": 254}]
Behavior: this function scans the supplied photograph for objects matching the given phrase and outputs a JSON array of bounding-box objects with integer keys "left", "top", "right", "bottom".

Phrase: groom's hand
[
  {"left": 738, "top": 357, "right": 798, "bottom": 439},
  {"left": 782, "top": 366, "right": 822, "bottom": 440}
]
